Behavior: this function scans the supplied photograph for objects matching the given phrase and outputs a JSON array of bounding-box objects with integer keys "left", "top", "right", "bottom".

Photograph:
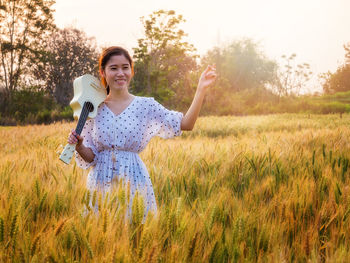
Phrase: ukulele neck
[{"left": 75, "top": 102, "right": 93, "bottom": 135}]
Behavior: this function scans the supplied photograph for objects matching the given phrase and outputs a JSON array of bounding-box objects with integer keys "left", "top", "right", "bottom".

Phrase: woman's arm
[
  {"left": 181, "top": 65, "right": 217, "bottom": 131},
  {"left": 68, "top": 130, "right": 95, "bottom": 163}
]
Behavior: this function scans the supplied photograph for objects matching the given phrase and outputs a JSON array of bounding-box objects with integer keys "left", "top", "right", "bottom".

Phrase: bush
[
  {"left": 36, "top": 109, "right": 51, "bottom": 124},
  {"left": 59, "top": 106, "right": 74, "bottom": 120},
  {"left": 0, "top": 88, "right": 74, "bottom": 125},
  {"left": 2, "top": 85, "right": 350, "bottom": 126},
  {"left": 319, "top": 102, "right": 349, "bottom": 114},
  {"left": 0, "top": 115, "right": 17, "bottom": 126}
]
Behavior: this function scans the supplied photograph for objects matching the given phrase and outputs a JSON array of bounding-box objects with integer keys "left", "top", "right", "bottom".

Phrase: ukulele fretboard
[{"left": 76, "top": 102, "right": 94, "bottom": 135}]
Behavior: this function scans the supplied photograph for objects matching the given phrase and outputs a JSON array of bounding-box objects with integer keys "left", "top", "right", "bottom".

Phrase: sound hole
[{"left": 86, "top": 102, "right": 94, "bottom": 112}]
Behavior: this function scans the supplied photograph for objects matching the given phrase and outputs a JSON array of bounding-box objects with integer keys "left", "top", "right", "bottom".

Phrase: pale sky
[{"left": 53, "top": 0, "right": 350, "bottom": 92}]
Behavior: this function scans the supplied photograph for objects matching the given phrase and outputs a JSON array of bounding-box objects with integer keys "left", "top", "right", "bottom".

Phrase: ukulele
[{"left": 59, "top": 74, "right": 106, "bottom": 164}]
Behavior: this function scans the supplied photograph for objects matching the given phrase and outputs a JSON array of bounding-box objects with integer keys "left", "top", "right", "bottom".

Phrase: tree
[
  {"left": 272, "top": 54, "right": 313, "bottom": 96},
  {"left": 322, "top": 43, "right": 350, "bottom": 94},
  {"left": 321, "top": 65, "right": 350, "bottom": 94},
  {"left": 132, "top": 10, "right": 198, "bottom": 105},
  {"left": 201, "top": 39, "right": 277, "bottom": 92},
  {"left": 32, "top": 27, "right": 99, "bottom": 106},
  {"left": 199, "top": 39, "right": 278, "bottom": 115},
  {"left": 0, "top": 0, "right": 55, "bottom": 102}
]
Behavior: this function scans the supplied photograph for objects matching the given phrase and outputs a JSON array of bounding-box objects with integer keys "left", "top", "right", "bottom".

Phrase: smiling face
[{"left": 101, "top": 54, "right": 132, "bottom": 92}]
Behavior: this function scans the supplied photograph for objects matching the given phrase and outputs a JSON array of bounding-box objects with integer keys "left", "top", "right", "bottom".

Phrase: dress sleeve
[
  {"left": 148, "top": 98, "right": 183, "bottom": 139},
  {"left": 75, "top": 118, "right": 98, "bottom": 169}
]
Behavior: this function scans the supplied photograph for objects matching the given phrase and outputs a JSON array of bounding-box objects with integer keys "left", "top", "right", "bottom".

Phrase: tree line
[{"left": 1, "top": 1, "right": 349, "bottom": 125}]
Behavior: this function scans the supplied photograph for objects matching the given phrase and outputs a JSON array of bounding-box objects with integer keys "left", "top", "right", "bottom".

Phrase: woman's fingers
[
  {"left": 67, "top": 134, "right": 76, "bottom": 144},
  {"left": 67, "top": 129, "right": 81, "bottom": 144},
  {"left": 205, "top": 67, "right": 217, "bottom": 80},
  {"left": 198, "top": 64, "right": 217, "bottom": 89},
  {"left": 204, "top": 64, "right": 216, "bottom": 74},
  {"left": 206, "top": 65, "right": 211, "bottom": 73}
]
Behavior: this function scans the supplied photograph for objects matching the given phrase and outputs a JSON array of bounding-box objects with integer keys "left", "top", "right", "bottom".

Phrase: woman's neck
[{"left": 106, "top": 88, "right": 133, "bottom": 102}]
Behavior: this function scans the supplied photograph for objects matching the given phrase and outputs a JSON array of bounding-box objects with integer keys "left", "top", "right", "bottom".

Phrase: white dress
[{"left": 75, "top": 96, "right": 183, "bottom": 217}]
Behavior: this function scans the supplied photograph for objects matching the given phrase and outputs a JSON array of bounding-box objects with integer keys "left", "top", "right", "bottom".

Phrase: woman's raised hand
[{"left": 197, "top": 65, "right": 217, "bottom": 92}]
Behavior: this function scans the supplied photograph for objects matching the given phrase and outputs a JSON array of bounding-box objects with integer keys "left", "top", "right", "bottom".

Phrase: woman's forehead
[{"left": 107, "top": 55, "right": 130, "bottom": 65}]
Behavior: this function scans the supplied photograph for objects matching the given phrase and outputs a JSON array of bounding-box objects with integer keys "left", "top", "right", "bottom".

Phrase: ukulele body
[{"left": 59, "top": 74, "right": 106, "bottom": 164}]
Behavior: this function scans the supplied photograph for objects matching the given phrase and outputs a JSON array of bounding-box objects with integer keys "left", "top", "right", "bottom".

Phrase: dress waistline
[{"left": 98, "top": 145, "right": 138, "bottom": 154}]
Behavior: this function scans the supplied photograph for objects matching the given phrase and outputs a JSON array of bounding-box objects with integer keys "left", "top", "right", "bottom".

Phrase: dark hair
[{"left": 99, "top": 46, "right": 134, "bottom": 95}]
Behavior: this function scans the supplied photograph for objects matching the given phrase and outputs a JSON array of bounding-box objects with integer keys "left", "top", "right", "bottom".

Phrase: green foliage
[
  {"left": 0, "top": 88, "right": 73, "bottom": 125},
  {"left": 132, "top": 10, "right": 198, "bottom": 105},
  {"left": 198, "top": 39, "right": 281, "bottom": 115},
  {"left": 3, "top": 86, "right": 350, "bottom": 125},
  {"left": 6, "top": 87, "right": 54, "bottom": 122},
  {"left": 199, "top": 88, "right": 350, "bottom": 116},
  {"left": 201, "top": 39, "right": 277, "bottom": 92}
]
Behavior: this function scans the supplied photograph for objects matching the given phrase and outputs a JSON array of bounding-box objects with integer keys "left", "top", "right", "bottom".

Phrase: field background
[{"left": 1, "top": 114, "right": 350, "bottom": 262}]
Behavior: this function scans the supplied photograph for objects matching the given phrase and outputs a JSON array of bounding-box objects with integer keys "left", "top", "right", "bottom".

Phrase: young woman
[{"left": 68, "top": 46, "right": 216, "bottom": 218}]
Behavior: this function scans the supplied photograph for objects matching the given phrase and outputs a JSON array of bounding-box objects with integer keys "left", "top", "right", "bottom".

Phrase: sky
[{"left": 53, "top": 0, "right": 350, "bottom": 92}]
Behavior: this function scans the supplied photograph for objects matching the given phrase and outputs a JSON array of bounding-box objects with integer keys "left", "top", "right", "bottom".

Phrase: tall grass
[{"left": 1, "top": 113, "right": 350, "bottom": 262}]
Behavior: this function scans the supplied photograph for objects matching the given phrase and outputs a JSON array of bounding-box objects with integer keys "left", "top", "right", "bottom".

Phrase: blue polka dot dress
[{"left": 75, "top": 96, "right": 183, "bottom": 217}]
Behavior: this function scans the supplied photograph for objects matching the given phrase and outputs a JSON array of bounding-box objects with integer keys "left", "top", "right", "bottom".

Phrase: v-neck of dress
[{"left": 104, "top": 96, "right": 137, "bottom": 117}]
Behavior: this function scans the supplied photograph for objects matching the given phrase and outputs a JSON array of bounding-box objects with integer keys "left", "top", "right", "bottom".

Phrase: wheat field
[{"left": 1, "top": 114, "right": 350, "bottom": 262}]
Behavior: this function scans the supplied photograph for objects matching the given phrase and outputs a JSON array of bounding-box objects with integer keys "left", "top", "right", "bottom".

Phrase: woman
[{"left": 68, "top": 46, "right": 216, "bottom": 218}]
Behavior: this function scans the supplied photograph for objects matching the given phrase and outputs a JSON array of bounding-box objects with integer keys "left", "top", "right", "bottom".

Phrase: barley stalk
[
  {"left": 103, "top": 209, "right": 108, "bottom": 233},
  {"left": 54, "top": 219, "right": 67, "bottom": 236},
  {"left": 0, "top": 217, "right": 4, "bottom": 242},
  {"left": 31, "top": 234, "right": 40, "bottom": 256}
]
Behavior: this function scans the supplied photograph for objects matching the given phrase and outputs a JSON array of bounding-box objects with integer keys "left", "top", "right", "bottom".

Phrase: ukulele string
[
  {"left": 77, "top": 102, "right": 89, "bottom": 135},
  {"left": 81, "top": 102, "right": 91, "bottom": 131},
  {"left": 77, "top": 102, "right": 94, "bottom": 135},
  {"left": 76, "top": 104, "right": 86, "bottom": 134}
]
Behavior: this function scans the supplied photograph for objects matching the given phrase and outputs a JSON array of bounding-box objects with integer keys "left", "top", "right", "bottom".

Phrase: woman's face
[{"left": 102, "top": 55, "right": 132, "bottom": 92}]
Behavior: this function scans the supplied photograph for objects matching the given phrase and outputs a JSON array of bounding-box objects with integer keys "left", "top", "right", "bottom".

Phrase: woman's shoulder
[
  {"left": 92, "top": 102, "right": 109, "bottom": 119},
  {"left": 97, "top": 101, "right": 107, "bottom": 112},
  {"left": 133, "top": 95, "right": 154, "bottom": 102},
  {"left": 133, "top": 95, "right": 157, "bottom": 107}
]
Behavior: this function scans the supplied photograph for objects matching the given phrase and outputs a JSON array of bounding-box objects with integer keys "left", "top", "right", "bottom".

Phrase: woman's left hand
[{"left": 197, "top": 65, "right": 217, "bottom": 92}]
